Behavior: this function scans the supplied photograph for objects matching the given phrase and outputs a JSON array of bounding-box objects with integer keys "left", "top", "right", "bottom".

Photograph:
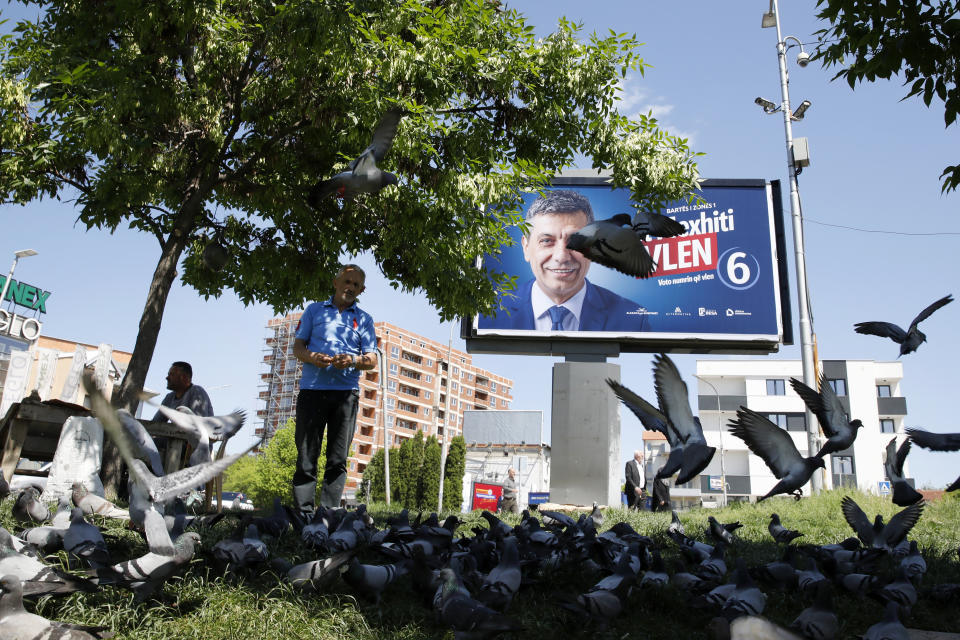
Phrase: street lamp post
[
  {"left": 437, "top": 322, "right": 455, "bottom": 512},
  {"left": 694, "top": 374, "right": 727, "bottom": 507},
  {"left": 377, "top": 346, "right": 390, "bottom": 505},
  {"left": 761, "top": 0, "right": 823, "bottom": 493},
  {"left": 0, "top": 249, "right": 39, "bottom": 311}
]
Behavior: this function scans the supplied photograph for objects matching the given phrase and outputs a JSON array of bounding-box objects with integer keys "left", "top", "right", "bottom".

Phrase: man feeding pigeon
[
  {"left": 479, "top": 190, "right": 645, "bottom": 332},
  {"left": 152, "top": 361, "right": 213, "bottom": 421},
  {"left": 292, "top": 264, "right": 377, "bottom": 517}
]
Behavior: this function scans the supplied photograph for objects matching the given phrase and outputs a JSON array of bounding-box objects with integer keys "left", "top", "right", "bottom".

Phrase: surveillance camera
[{"left": 796, "top": 51, "right": 811, "bottom": 67}]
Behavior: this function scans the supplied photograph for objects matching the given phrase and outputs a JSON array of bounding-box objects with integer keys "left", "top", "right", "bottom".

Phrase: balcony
[{"left": 877, "top": 396, "right": 907, "bottom": 416}]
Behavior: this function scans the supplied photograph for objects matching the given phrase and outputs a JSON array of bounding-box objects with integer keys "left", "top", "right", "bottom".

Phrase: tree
[
  {"left": 420, "top": 434, "right": 442, "bottom": 510},
  {"left": 401, "top": 431, "right": 426, "bottom": 508},
  {"left": 221, "top": 453, "right": 258, "bottom": 494},
  {"left": 442, "top": 435, "right": 466, "bottom": 512},
  {"left": 246, "top": 418, "right": 324, "bottom": 508},
  {"left": 0, "top": 0, "right": 699, "bottom": 418},
  {"left": 814, "top": 0, "right": 960, "bottom": 191},
  {"left": 359, "top": 448, "right": 386, "bottom": 502}
]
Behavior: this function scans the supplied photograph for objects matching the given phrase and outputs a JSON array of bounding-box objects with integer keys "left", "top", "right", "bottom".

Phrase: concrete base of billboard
[{"left": 550, "top": 361, "right": 620, "bottom": 507}]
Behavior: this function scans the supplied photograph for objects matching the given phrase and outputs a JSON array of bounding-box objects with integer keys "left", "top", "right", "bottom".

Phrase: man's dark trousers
[{"left": 293, "top": 388, "right": 359, "bottom": 512}]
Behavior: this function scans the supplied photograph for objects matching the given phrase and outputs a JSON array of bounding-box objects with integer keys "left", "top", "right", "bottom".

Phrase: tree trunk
[{"left": 101, "top": 199, "right": 204, "bottom": 498}]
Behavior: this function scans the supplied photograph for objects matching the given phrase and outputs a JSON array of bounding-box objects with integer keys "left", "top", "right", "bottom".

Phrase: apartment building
[
  {"left": 259, "top": 317, "right": 514, "bottom": 497},
  {"left": 643, "top": 359, "right": 910, "bottom": 507}
]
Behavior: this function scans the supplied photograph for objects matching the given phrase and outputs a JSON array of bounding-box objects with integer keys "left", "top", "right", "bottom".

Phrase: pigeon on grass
[
  {"left": 63, "top": 508, "right": 111, "bottom": 568},
  {"left": 341, "top": 556, "right": 409, "bottom": 605},
  {"left": 840, "top": 496, "right": 924, "bottom": 551},
  {"left": 789, "top": 375, "right": 863, "bottom": 458},
  {"left": 92, "top": 532, "right": 201, "bottom": 602},
  {"left": 790, "top": 582, "right": 838, "bottom": 640},
  {"left": 72, "top": 483, "right": 129, "bottom": 519},
  {"left": 727, "top": 407, "right": 825, "bottom": 501},
  {"left": 436, "top": 567, "right": 523, "bottom": 640},
  {"left": 768, "top": 514, "right": 804, "bottom": 544},
  {"left": 309, "top": 109, "right": 402, "bottom": 203},
  {"left": 0, "top": 574, "right": 114, "bottom": 639},
  {"left": 277, "top": 549, "right": 356, "bottom": 593},
  {"left": 861, "top": 600, "right": 909, "bottom": 640},
  {"left": 0, "top": 532, "right": 96, "bottom": 597},
  {"left": 854, "top": 293, "right": 953, "bottom": 356},
  {"left": 883, "top": 438, "right": 923, "bottom": 506},
  {"left": 708, "top": 516, "right": 742, "bottom": 546},
  {"left": 12, "top": 486, "right": 49, "bottom": 524}
]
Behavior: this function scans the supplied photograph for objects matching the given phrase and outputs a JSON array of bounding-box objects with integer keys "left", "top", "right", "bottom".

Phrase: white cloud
[{"left": 616, "top": 77, "right": 695, "bottom": 144}]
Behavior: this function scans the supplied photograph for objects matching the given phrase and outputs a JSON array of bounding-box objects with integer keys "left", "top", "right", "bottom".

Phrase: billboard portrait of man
[{"left": 479, "top": 189, "right": 648, "bottom": 332}]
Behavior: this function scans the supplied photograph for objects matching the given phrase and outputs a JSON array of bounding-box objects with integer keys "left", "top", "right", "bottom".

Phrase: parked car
[{"left": 215, "top": 491, "right": 254, "bottom": 511}]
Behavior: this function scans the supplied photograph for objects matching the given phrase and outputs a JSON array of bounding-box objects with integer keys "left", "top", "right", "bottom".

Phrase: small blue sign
[
  {"left": 878, "top": 481, "right": 891, "bottom": 496},
  {"left": 527, "top": 491, "right": 550, "bottom": 505}
]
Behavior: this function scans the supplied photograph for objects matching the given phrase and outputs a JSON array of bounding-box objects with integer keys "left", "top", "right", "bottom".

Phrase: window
[
  {"left": 501, "top": 399, "right": 508, "bottom": 407},
  {"left": 880, "top": 419, "right": 895, "bottom": 434},
  {"left": 766, "top": 379, "right": 785, "bottom": 395},
  {"left": 386, "top": 414, "right": 394, "bottom": 425},
  {"left": 386, "top": 398, "right": 395, "bottom": 409},
  {"left": 877, "top": 385, "right": 891, "bottom": 398},
  {"left": 827, "top": 379, "right": 847, "bottom": 396},
  {"left": 452, "top": 382, "right": 459, "bottom": 392},
  {"left": 423, "top": 407, "right": 431, "bottom": 417},
  {"left": 451, "top": 399, "right": 458, "bottom": 408},
  {"left": 420, "top": 342, "right": 426, "bottom": 348},
  {"left": 766, "top": 413, "right": 787, "bottom": 428},
  {"left": 387, "top": 380, "right": 397, "bottom": 392},
  {"left": 490, "top": 382, "right": 497, "bottom": 392},
  {"left": 426, "top": 359, "right": 433, "bottom": 367},
  {"left": 503, "top": 387, "right": 510, "bottom": 396},
  {"left": 489, "top": 398, "right": 495, "bottom": 407},
  {"left": 425, "top": 374, "right": 433, "bottom": 383},
  {"left": 453, "top": 366, "right": 460, "bottom": 376},
  {"left": 398, "top": 400, "right": 417, "bottom": 413},
  {"left": 786, "top": 414, "right": 806, "bottom": 430},
  {"left": 389, "top": 363, "right": 398, "bottom": 374},
  {"left": 465, "top": 389, "right": 472, "bottom": 396},
  {"left": 410, "top": 337, "right": 416, "bottom": 344},
  {"left": 424, "top": 390, "right": 432, "bottom": 400},
  {"left": 390, "top": 346, "right": 400, "bottom": 357}
]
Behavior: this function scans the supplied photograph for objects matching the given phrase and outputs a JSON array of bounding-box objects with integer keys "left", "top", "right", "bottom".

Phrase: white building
[{"left": 646, "top": 359, "right": 910, "bottom": 507}]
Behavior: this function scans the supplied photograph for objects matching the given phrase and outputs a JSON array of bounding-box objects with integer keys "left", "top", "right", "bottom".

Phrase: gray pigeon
[
  {"left": 708, "top": 516, "right": 742, "bottom": 545},
  {"left": 72, "top": 483, "right": 129, "bottom": 519},
  {"left": 309, "top": 109, "right": 402, "bottom": 203},
  {"left": 0, "top": 533, "right": 96, "bottom": 597},
  {"left": 152, "top": 404, "right": 246, "bottom": 466},
  {"left": 566, "top": 214, "right": 656, "bottom": 278},
  {"left": 840, "top": 496, "right": 924, "bottom": 551},
  {"left": 477, "top": 536, "right": 522, "bottom": 611},
  {"left": 789, "top": 375, "right": 863, "bottom": 458},
  {"left": 768, "top": 514, "right": 804, "bottom": 544},
  {"left": 281, "top": 550, "right": 356, "bottom": 593},
  {"left": 213, "top": 523, "right": 267, "bottom": 569},
  {"left": 0, "top": 574, "right": 113, "bottom": 639},
  {"left": 0, "top": 472, "right": 9, "bottom": 501},
  {"left": 63, "top": 508, "right": 110, "bottom": 568},
  {"left": 905, "top": 426, "right": 960, "bottom": 491},
  {"left": 652, "top": 354, "right": 716, "bottom": 485},
  {"left": 861, "top": 601, "right": 909, "bottom": 640},
  {"left": 728, "top": 407, "right": 825, "bottom": 501},
  {"left": 11, "top": 486, "right": 49, "bottom": 524},
  {"left": 19, "top": 526, "right": 64, "bottom": 554},
  {"left": 854, "top": 293, "right": 953, "bottom": 356},
  {"left": 607, "top": 378, "right": 687, "bottom": 482},
  {"left": 883, "top": 437, "right": 923, "bottom": 506},
  {"left": 899, "top": 540, "right": 926, "bottom": 583},
  {"left": 341, "top": 556, "right": 408, "bottom": 604},
  {"left": 51, "top": 497, "right": 74, "bottom": 529},
  {"left": 790, "top": 582, "right": 837, "bottom": 640},
  {"left": 436, "top": 567, "right": 523, "bottom": 640},
  {"left": 727, "top": 616, "right": 804, "bottom": 640},
  {"left": 721, "top": 560, "right": 767, "bottom": 622},
  {"left": 94, "top": 531, "right": 200, "bottom": 601}
]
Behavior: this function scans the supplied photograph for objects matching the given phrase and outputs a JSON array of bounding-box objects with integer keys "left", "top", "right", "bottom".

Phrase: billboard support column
[{"left": 550, "top": 359, "right": 620, "bottom": 507}]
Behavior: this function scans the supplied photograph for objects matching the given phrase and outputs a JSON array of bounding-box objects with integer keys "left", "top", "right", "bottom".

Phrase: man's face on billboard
[{"left": 521, "top": 210, "right": 591, "bottom": 305}]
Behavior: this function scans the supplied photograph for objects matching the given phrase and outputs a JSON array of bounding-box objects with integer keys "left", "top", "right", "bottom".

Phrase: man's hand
[
  {"left": 330, "top": 353, "right": 355, "bottom": 370},
  {"left": 313, "top": 352, "right": 334, "bottom": 368}
]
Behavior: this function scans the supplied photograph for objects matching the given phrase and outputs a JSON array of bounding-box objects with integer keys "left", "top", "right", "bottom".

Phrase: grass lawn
[{"left": 4, "top": 488, "right": 959, "bottom": 639}]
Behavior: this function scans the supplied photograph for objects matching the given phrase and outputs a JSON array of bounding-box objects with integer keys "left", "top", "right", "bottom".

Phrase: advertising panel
[
  {"left": 471, "top": 481, "right": 504, "bottom": 511},
  {"left": 468, "top": 177, "right": 790, "bottom": 353}
]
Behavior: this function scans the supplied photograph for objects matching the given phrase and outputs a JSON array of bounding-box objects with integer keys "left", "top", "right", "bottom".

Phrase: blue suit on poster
[{"left": 480, "top": 278, "right": 649, "bottom": 332}]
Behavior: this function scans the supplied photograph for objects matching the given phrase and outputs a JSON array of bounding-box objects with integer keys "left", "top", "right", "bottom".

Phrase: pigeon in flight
[
  {"left": 728, "top": 407, "right": 825, "bottom": 501},
  {"left": 652, "top": 354, "right": 716, "bottom": 485},
  {"left": 566, "top": 214, "right": 657, "bottom": 278},
  {"left": 309, "top": 108, "right": 402, "bottom": 203},
  {"left": 630, "top": 209, "right": 686, "bottom": 240},
  {"left": 906, "top": 426, "right": 960, "bottom": 491},
  {"left": 883, "top": 437, "right": 923, "bottom": 506},
  {"left": 854, "top": 293, "right": 953, "bottom": 356},
  {"left": 152, "top": 404, "right": 246, "bottom": 466},
  {"left": 607, "top": 378, "right": 685, "bottom": 483},
  {"left": 789, "top": 375, "right": 863, "bottom": 458},
  {"left": 840, "top": 495, "right": 924, "bottom": 551}
]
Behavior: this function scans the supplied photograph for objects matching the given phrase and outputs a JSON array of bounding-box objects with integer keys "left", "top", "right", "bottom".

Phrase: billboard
[
  {"left": 471, "top": 481, "right": 504, "bottom": 511},
  {"left": 466, "top": 177, "right": 791, "bottom": 354}
]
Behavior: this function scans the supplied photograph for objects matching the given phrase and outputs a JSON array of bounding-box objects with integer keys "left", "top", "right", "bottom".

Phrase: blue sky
[{"left": 2, "top": 1, "right": 958, "bottom": 488}]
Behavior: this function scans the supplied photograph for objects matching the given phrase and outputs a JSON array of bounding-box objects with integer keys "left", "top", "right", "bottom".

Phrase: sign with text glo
[
  {"left": 467, "top": 178, "right": 791, "bottom": 354},
  {"left": 471, "top": 481, "right": 504, "bottom": 511}
]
